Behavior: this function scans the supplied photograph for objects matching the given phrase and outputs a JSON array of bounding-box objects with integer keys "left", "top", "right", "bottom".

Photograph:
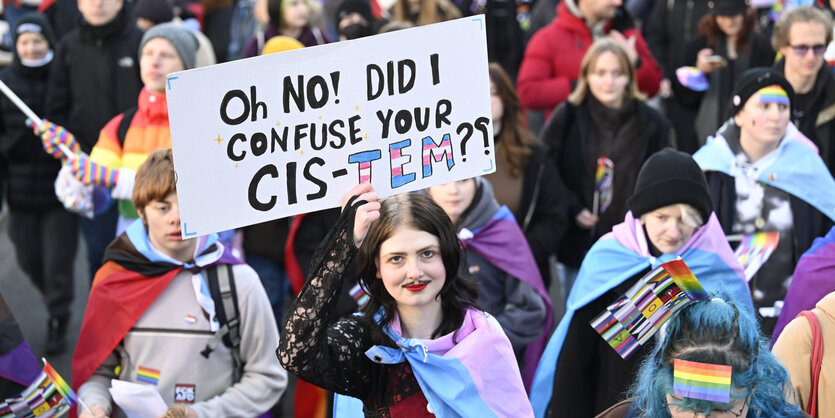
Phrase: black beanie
[
  {"left": 336, "top": 0, "right": 373, "bottom": 27},
  {"left": 709, "top": 0, "right": 747, "bottom": 16},
  {"left": 731, "top": 67, "right": 795, "bottom": 116},
  {"left": 134, "top": 0, "right": 175, "bottom": 25},
  {"left": 627, "top": 149, "right": 713, "bottom": 222},
  {"left": 13, "top": 13, "right": 57, "bottom": 49}
]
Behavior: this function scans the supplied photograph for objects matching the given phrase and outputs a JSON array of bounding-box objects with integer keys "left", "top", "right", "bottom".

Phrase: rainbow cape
[
  {"left": 694, "top": 122, "right": 835, "bottom": 224},
  {"left": 72, "top": 220, "right": 241, "bottom": 391},
  {"left": 528, "top": 212, "right": 752, "bottom": 417},
  {"left": 333, "top": 309, "right": 534, "bottom": 417},
  {"left": 0, "top": 360, "right": 77, "bottom": 417},
  {"left": 591, "top": 260, "right": 710, "bottom": 360}
]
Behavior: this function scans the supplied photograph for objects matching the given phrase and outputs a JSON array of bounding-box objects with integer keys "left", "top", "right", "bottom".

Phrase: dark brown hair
[
  {"left": 697, "top": 7, "right": 758, "bottom": 53},
  {"left": 133, "top": 148, "right": 177, "bottom": 217},
  {"left": 488, "top": 63, "right": 536, "bottom": 178},
  {"left": 356, "top": 193, "right": 478, "bottom": 339}
]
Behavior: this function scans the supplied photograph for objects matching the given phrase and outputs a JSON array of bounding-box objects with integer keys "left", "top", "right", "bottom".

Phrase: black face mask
[{"left": 340, "top": 22, "right": 371, "bottom": 40}]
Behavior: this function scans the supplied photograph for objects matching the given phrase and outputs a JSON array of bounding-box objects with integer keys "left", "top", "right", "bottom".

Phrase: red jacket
[{"left": 516, "top": 1, "right": 662, "bottom": 116}]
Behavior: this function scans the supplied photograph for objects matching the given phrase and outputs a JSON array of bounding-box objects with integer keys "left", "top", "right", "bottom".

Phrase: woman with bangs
[
  {"left": 540, "top": 38, "right": 673, "bottom": 302},
  {"left": 609, "top": 296, "right": 804, "bottom": 417},
  {"left": 241, "top": 0, "right": 330, "bottom": 57},
  {"left": 277, "top": 183, "right": 533, "bottom": 417}
]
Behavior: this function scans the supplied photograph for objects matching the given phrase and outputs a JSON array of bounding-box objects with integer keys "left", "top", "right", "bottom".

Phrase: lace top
[{"left": 276, "top": 202, "right": 428, "bottom": 416}]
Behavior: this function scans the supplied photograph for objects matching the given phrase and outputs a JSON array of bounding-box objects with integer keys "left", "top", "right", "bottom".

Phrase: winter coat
[
  {"left": 456, "top": 179, "right": 548, "bottom": 354},
  {"left": 46, "top": 6, "right": 143, "bottom": 153},
  {"left": 680, "top": 32, "right": 775, "bottom": 146},
  {"left": 776, "top": 59, "right": 835, "bottom": 178},
  {"left": 517, "top": 0, "right": 662, "bottom": 116},
  {"left": 772, "top": 291, "right": 835, "bottom": 417},
  {"left": 0, "top": 58, "right": 61, "bottom": 211},
  {"left": 540, "top": 98, "right": 672, "bottom": 268}
]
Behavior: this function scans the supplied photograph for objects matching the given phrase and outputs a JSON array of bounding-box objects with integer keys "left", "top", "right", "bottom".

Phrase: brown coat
[{"left": 773, "top": 292, "right": 835, "bottom": 417}]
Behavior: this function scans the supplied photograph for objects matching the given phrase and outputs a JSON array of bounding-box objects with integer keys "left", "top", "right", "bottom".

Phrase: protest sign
[{"left": 167, "top": 16, "right": 494, "bottom": 237}]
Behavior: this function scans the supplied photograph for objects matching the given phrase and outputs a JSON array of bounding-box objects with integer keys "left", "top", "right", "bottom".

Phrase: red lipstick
[{"left": 404, "top": 283, "right": 428, "bottom": 292}]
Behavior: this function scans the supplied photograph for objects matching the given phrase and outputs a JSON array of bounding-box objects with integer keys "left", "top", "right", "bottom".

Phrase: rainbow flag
[
  {"left": 734, "top": 232, "right": 779, "bottom": 282},
  {"left": 136, "top": 366, "right": 160, "bottom": 385},
  {"left": 591, "top": 259, "right": 710, "bottom": 359},
  {"left": 594, "top": 157, "right": 614, "bottom": 215},
  {"left": 0, "top": 359, "right": 77, "bottom": 417},
  {"left": 758, "top": 85, "right": 789, "bottom": 106},
  {"left": 673, "top": 358, "right": 732, "bottom": 403}
]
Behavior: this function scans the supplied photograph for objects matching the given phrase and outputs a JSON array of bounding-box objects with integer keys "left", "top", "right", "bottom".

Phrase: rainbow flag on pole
[
  {"left": 673, "top": 358, "right": 732, "bottom": 403},
  {"left": 734, "top": 232, "right": 779, "bottom": 282},
  {"left": 0, "top": 359, "right": 77, "bottom": 417},
  {"left": 591, "top": 259, "right": 710, "bottom": 359}
]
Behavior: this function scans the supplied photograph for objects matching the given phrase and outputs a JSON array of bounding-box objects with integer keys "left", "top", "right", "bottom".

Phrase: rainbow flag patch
[
  {"left": 673, "top": 359, "right": 732, "bottom": 403},
  {"left": 137, "top": 366, "right": 160, "bottom": 385}
]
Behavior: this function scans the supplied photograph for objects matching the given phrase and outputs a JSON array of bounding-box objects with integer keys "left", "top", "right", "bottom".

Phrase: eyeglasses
[{"left": 790, "top": 44, "right": 827, "bottom": 56}]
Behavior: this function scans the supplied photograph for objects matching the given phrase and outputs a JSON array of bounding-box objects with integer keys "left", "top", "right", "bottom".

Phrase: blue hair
[{"left": 629, "top": 295, "right": 801, "bottom": 416}]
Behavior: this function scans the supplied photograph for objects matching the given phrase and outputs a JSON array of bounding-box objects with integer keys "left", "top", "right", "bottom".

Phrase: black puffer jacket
[
  {"left": 46, "top": 5, "right": 143, "bottom": 153},
  {"left": 0, "top": 14, "right": 62, "bottom": 212}
]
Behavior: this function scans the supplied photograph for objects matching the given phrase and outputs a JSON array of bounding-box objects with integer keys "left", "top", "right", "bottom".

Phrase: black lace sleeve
[{"left": 277, "top": 199, "right": 373, "bottom": 399}]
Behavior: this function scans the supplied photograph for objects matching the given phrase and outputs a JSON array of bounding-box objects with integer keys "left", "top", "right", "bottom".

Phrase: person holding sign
[
  {"left": 693, "top": 67, "right": 835, "bottom": 336},
  {"left": 74, "top": 149, "right": 287, "bottom": 418},
  {"left": 540, "top": 39, "right": 673, "bottom": 299},
  {"left": 277, "top": 182, "right": 533, "bottom": 417},
  {"left": 529, "top": 149, "right": 753, "bottom": 418},
  {"left": 611, "top": 296, "right": 804, "bottom": 417},
  {"left": 0, "top": 13, "right": 78, "bottom": 355}
]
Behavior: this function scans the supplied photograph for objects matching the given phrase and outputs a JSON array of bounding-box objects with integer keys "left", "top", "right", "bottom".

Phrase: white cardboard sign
[{"left": 167, "top": 16, "right": 494, "bottom": 238}]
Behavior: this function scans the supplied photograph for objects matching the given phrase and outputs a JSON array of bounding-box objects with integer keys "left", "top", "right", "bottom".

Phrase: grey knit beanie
[{"left": 139, "top": 23, "right": 198, "bottom": 70}]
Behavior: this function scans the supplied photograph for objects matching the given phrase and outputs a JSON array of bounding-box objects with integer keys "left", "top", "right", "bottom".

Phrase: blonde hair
[
  {"left": 568, "top": 38, "right": 644, "bottom": 106},
  {"left": 639, "top": 204, "right": 704, "bottom": 229},
  {"left": 772, "top": 6, "right": 833, "bottom": 50},
  {"left": 392, "top": 0, "right": 460, "bottom": 26}
]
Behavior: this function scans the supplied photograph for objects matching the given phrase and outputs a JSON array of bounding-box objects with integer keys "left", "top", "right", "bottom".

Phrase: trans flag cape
[
  {"left": 333, "top": 309, "right": 534, "bottom": 417},
  {"left": 72, "top": 220, "right": 241, "bottom": 391},
  {"left": 528, "top": 212, "right": 752, "bottom": 417},
  {"left": 693, "top": 122, "right": 835, "bottom": 223},
  {"left": 457, "top": 205, "right": 553, "bottom": 388},
  {"left": 773, "top": 226, "right": 835, "bottom": 341}
]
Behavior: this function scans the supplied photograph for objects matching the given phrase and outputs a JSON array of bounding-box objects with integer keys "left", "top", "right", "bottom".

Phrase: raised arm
[{"left": 277, "top": 183, "right": 380, "bottom": 398}]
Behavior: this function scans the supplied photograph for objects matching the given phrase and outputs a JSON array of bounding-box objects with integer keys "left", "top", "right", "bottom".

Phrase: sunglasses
[{"left": 790, "top": 44, "right": 827, "bottom": 56}]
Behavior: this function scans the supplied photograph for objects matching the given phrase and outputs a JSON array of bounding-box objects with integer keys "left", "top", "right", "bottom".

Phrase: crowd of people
[{"left": 1, "top": 0, "right": 835, "bottom": 416}]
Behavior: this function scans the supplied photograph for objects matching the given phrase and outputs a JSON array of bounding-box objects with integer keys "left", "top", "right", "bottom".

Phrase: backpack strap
[
  {"left": 202, "top": 264, "right": 244, "bottom": 383},
  {"left": 798, "top": 310, "right": 823, "bottom": 417},
  {"left": 116, "top": 106, "right": 138, "bottom": 147}
]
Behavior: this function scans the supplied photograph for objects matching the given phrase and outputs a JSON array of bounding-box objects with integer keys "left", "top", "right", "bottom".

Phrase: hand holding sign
[{"left": 167, "top": 17, "right": 495, "bottom": 237}]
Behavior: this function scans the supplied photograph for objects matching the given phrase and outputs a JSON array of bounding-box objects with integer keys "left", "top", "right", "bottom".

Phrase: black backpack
[{"left": 200, "top": 264, "right": 243, "bottom": 383}]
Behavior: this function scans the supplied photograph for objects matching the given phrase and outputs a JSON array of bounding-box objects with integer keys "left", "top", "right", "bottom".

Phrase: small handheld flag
[
  {"left": 733, "top": 232, "right": 779, "bottom": 281},
  {"left": 593, "top": 156, "right": 614, "bottom": 218},
  {"left": 676, "top": 67, "right": 709, "bottom": 92},
  {"left": 591, "top": 259, "right": 710, "bottom": 359},
  {"left": 0, "top": 359, "right": 81, "bottom": 417},
  {"left": 673, "top": 359, "right": 732, "bottom": 403}
]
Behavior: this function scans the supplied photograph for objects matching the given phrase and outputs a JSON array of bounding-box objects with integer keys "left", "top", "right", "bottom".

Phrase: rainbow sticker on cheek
[{"left": 758, "top": 85, "right": 789, "bottom": 106}]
